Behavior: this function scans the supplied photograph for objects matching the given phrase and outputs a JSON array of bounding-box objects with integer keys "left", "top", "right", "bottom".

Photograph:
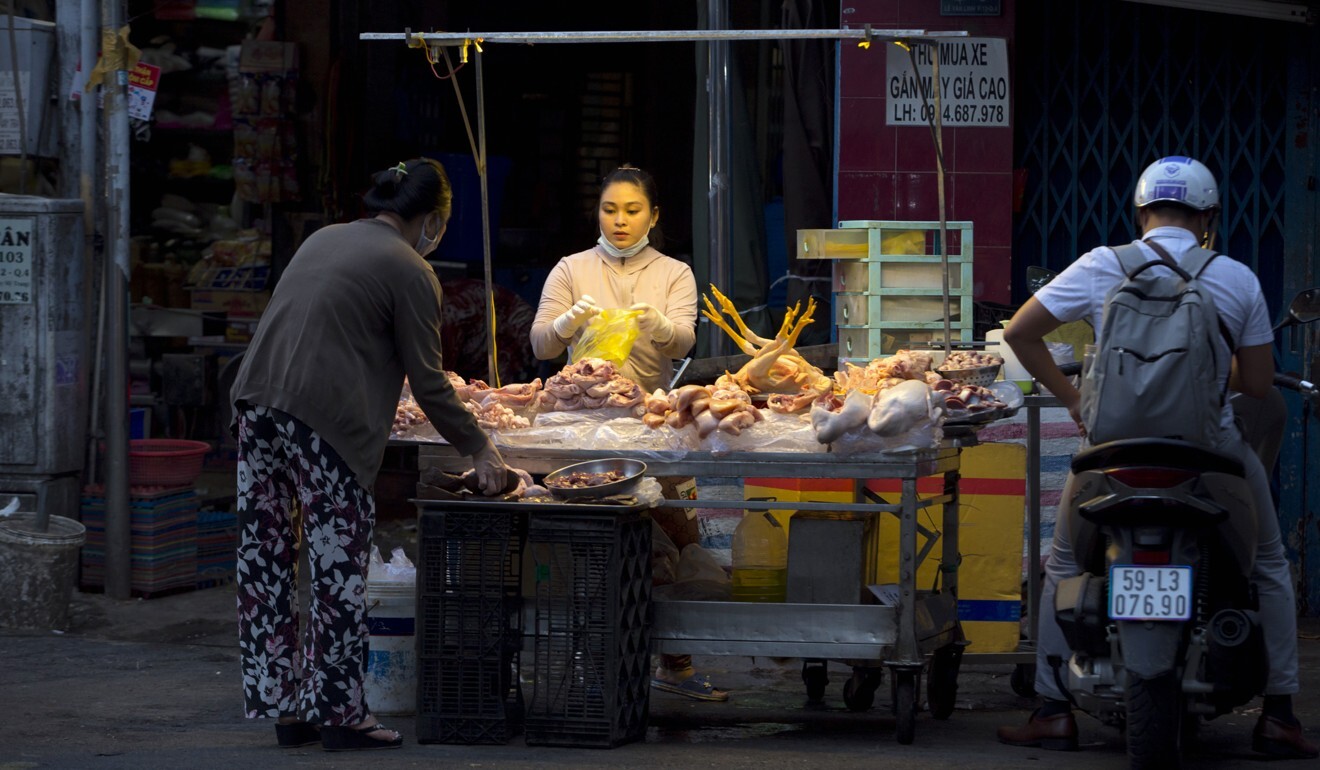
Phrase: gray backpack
[{"left": 1080, "top": 240, "right": 1229, "bottom": 447}]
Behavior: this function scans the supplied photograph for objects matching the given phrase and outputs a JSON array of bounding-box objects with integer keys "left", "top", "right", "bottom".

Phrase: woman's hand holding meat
[{"left": 470, "top": 441, "right": 509, "bottom": 495}]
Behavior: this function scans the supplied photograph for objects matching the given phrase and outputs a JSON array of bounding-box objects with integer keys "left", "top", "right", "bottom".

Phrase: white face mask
[
  {"left": 597, "top": 232, "right": 650, "bottom": 260},
  {"left": 415, "top": 216, "right": 441, "bottom": 257}
]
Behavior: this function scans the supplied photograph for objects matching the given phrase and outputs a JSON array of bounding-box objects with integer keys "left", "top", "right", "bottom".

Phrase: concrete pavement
[{"left": 3, "top": 579, "right": 1318, "bottom": 769}]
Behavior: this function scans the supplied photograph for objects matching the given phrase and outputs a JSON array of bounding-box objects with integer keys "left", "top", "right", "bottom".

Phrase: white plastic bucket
[
  {"left": 365, "top": 580, "right": 417, "bottom": 716},
  {"left": 0, "top": 513, "right": 86, "bottom": 630},
  {"left": 988, "top": 326, "right": 1032, "bottom": 391}
]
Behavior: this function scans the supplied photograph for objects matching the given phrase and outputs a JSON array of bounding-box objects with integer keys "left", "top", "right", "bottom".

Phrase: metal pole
[
  {"left": 101, "top": 0, "right": 131, "bottom": 600},
  {"left": 1026, "top": 401, "right": 1042, "bottom": 647},
  {"left": 931, "top": 47, "right": 950, "bottom": 356},
  {"left": 707, "top": 0, "right": 731, "bottom": 359},
  {"left": 476, "top": 51, "right": 497, "bottom": 386},
  {"left": 360, "top": 29, "right": 968, "bottom": 44},
  {"left": 81, "top": 0, "right": 102, "bottom": 486}
]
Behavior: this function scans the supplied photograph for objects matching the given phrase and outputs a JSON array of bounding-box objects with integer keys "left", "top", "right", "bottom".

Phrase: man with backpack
[{"left": 996, "top": 156, "right": 1316, "bottom": 759}]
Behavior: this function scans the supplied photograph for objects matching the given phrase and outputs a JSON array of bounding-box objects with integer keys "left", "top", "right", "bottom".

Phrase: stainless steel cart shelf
[{"left": 416, "top": 443, "right": 966, "bottom": 744}]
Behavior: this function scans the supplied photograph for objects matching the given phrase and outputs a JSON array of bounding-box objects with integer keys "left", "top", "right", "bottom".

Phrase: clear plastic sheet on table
[
  {"left": 828, "top": 421, "right": 944, "bottom": 456},
  {"left": 396, "top": 386, "right": 1023, "bottom": 459},
  {"left": 492, "top": 408, "right": 828, "bottom": 457}
]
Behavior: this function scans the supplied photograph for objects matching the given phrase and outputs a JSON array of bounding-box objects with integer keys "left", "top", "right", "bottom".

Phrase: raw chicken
[
  {"left": 701, "top": 285, "right": 832, "bottom": 403},
  {"left": 811, "top": 388, "right": 872, "bottom": 443},
  {"left": 536, "top": 358, "right": 645, "bottom": 414},
  {"left": 868, "top": 380, "right": 937, "bottom": 436}
]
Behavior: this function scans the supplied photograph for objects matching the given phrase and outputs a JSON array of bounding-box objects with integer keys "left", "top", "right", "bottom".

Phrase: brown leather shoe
[
  {"left": 997, "top": 708, "right": 1079, "bottom": 751},
  {"left": 1253, "top": 715, "right": 1319, "bottom": 759}
]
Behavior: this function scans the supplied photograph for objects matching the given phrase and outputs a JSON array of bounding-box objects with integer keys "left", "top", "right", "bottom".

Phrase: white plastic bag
[{"left": 368, "top": 545, "right": 416, "bottom": 584}]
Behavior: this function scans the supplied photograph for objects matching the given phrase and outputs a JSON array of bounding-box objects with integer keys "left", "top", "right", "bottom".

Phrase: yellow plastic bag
[{"left": 572, "top": 307, "right": 642, "bottom": 367}]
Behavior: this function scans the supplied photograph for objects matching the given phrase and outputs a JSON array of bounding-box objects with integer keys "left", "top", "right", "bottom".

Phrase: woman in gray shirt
[{"left": 231, "top": 158, "right": 505, "bottom": 751}]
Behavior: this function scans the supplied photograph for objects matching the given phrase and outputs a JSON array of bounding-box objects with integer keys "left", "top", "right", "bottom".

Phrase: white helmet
[{"left": 1134, "top": 156, "right": 1219, "bottom": 210}]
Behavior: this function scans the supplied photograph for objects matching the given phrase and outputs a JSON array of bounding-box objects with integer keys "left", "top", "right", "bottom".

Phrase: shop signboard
[
  {"left": 941, "top": 0, "right": 1001, "bottom": 15},
  {"left": 885, "top": 37, "right": 1010, "bottom": 127}
]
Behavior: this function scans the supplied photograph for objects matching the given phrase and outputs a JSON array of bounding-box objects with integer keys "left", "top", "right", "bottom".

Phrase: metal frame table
[{"left": 417, "top": 444, "right": 966, "bottom": 744}]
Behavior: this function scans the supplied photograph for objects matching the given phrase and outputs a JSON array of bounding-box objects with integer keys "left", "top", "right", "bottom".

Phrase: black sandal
[
  {"left": 274, "top": 721, "right": 320, "bottom": 748},
  {"left": 319, "top": 722, "right": 403, "bottom": 752}
]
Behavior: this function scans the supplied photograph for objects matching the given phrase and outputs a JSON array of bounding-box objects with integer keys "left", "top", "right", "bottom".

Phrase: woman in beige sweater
[
  {"left": 529, "top": 166, "right": 698, "bottom": 394},
  {"left": 531, "top": 167, "right": 726, "bottom": 702}
]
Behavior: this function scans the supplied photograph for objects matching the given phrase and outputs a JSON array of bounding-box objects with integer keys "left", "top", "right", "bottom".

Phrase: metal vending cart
[
  {"left": 416, "top": 443, "right": 967, "bottom": 746},
  {"left": 0, "top": 196, "right": 89, "bottom": 529}
]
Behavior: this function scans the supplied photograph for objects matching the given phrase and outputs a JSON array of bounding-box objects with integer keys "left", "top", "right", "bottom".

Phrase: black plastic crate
[
  {"left": 524, "top": 509, "right": 652, "bottom": 748},
  {"left": 418, "top": 508, "right": 523, "bottom": 597},
  {"left": 415, "top": 506, "right": 525, "bottom": 744},
  {"left": 416, "top": 655, "right": 523, "bottom": 745}
]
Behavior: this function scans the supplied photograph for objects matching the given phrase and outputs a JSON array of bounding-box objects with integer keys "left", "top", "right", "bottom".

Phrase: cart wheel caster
[
  {"left": 927, "top": 644, "right": 963, "bottom": 720},
  {"left": 843, "top": 667, "right": 882, "bottom": 712},
  {"left": 802, "top": 660, "right": 828, "bottom": 705},
  {"left": 1011, "top": 663, "right": 1037, "bottom": 698},
  {"left": 892, "top": 670, "right": 918, "bottom": 745}
]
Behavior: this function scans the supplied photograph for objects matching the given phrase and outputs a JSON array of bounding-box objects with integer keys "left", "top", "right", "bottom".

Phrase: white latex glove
[
  {"left": 630, "top": 302, "right": 675, "bottom": 344},
  {"left": 552, "top": 294, "right": 601, "bottom": 339},
  {"left": 470, "top": 442, "right": 509, "bottom": 496}
]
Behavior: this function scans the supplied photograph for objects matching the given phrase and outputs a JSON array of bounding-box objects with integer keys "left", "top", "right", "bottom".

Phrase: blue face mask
[
  {"left": 415, "top": 217, "right": 441, "bottom": 256},
  {"left": 597, "top": 232, "right": 650, "bottom": 260}
]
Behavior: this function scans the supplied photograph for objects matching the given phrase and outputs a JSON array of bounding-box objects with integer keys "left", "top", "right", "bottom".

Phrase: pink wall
[{"left": 837, "top": 1, "right": 1016, "bottom": 304}]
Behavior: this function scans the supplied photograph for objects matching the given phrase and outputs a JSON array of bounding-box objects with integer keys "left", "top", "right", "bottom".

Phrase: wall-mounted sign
[
  {"left": 941, "top": 0, "right": 1002, "bottom": 16},
  {"left": 0, "top": 217, "right": 34, "bottom": 304},
  {"left": 885, "top": 37, "right": 1010, "bottom": 127}
]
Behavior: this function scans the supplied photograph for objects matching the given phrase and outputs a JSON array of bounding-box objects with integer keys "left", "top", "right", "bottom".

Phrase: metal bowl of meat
[
  {"left": 935, "top": 363, "right": 1002, "bottom": 388},
  {"left": 543, "top": 458, "right": 648, "bottom": 500}
]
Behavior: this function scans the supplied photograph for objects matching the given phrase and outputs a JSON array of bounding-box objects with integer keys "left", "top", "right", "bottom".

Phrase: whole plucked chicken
[{"left": 701, "top": 285, "right": 832, "bottom": 411}]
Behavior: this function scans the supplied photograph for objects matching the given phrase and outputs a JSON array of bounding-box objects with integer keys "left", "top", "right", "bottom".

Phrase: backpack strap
[
  {"left": 1143, "top": 239, "right": 1237, "bottom": 353},
  {"left": 1113, "top": 240, "right": 1192, "bottom": 282},
  {"left": 1144, "top": 239, "right": 1219, "bottom": 280}
]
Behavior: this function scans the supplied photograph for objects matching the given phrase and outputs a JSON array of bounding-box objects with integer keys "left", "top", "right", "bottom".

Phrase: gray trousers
[{"left": 1034, "top": 428, "right": 1300, "bottom": 699}]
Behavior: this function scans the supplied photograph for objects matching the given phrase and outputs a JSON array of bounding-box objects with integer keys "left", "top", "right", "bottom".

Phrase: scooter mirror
[
  {"left": 1287, "top": 287, "right": 1320, "bottom": 325},
  {"left": 1026, "top": 265, "right": 1057, "bottom": 295}
]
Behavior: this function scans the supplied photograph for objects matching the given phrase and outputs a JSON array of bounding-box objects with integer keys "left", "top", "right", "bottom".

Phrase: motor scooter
[{"left": 1047, "top": 288, "right": 1320, "bottom": 768}]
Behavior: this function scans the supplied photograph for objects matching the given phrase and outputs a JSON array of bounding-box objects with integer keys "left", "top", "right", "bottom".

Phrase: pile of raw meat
[{"left": 535, "top": 358, "right": 646, "bottom": 414}]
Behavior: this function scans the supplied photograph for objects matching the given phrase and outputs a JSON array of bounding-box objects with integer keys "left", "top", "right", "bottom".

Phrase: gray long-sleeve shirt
[{"left": 231, "top": 218, "right": 488, "bottom": 489}]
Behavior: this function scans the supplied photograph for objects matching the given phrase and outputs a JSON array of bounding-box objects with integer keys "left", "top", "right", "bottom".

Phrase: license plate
[{"left": 1108, "top": 565, "right": 1193, "bottom": 621}]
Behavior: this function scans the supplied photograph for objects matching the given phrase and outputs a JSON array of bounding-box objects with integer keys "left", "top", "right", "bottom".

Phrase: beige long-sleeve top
[
  {"left": 530, "top": 244, "right": 698, "bottom": 393},
  {"left": 231, "top": 218, "right": 490, "bottom": 489}
]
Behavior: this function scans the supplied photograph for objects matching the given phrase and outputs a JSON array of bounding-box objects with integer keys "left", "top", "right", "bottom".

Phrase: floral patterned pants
[{"left": 236, "top": 403, "right": 376, "bottom": 725}]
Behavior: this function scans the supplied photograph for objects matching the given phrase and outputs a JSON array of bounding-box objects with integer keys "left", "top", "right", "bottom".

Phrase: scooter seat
[{"left": 1071, "top": 438, "right": 1244, "bottom": 477}]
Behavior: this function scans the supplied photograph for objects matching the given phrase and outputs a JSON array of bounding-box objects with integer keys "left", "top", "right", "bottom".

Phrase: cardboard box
[
  {"left": 239, "top": 41, "right": 299, "bottom": 73},
  {"left": 654, "top": 476, "right": 699, "bottom": 548},
  {"left": 193, "top": 264, "right": 270, "bottom": 291},
  {"left": 189, "top": 289, "right": 270, "bottom": 317}
]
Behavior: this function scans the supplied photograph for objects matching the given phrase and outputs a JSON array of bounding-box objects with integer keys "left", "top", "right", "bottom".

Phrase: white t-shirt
[{"left": 1034, "top": 226, "right": 1273, "bottom": 432}]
